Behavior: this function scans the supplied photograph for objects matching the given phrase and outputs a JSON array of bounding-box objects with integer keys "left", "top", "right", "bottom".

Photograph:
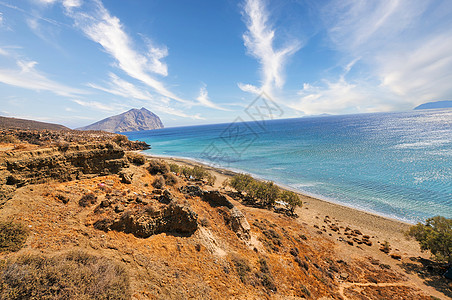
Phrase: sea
[{"left": 124, "top": 109, "right": 452, "bottom": 224}]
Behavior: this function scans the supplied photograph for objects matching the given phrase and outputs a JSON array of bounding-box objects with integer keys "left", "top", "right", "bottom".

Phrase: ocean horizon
[{"left": 125, "top": 109, "right": 452, "bottom": 224}]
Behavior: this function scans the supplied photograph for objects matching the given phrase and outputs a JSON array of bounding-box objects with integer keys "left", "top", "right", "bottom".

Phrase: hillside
[
  {"left": 0, "top": 133, "right": 449, "bottom": 299},
  {"left": 78, "top": 107, "right": 164, "bottom": 133},
  {"left": 0, "top": 116, "right": 68, "bottom": 131},
  {"left": 414, "top": 100, "right": 452, "bottom": 110}
]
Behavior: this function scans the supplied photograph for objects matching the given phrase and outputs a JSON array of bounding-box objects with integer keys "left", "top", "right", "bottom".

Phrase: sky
[{"left": 1, "top": 0, "right": 452, "bottom": 128}]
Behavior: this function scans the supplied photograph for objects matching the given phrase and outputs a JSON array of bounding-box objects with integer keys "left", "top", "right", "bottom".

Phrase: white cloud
[
  {"left": 72, "top": 99, "right": 123, "bottom": 112},
  {"left": 294, "top": 0, "right": 452, "bottom": 114},
  {"left": 196, "top": 85, "right": 230, "bottom": 111},
  {"left": 88, "top": 73, "right": 154, "bottom": 101},
  {"left": 240, "top": 0, "right": 301, "bottom": 96},
  {"left": 0, "top": 59, "right": 85, "bottom": 97},
  {"left": 62, "top": 0, "right": 81, "bottom": 9},
  {"left": 66, "top": 0, "right": 186, "bottom": 103}
]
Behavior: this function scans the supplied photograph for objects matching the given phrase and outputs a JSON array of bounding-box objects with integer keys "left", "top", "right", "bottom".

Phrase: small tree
[
  {"left": 229, "top": 174, "right": 254, "bottom": 194},
  {"left": 407, "top": 216, "right": 452, "bottom": 265},
  {"left": 280, "top": 190, "right": 302, "bottom": 215}
]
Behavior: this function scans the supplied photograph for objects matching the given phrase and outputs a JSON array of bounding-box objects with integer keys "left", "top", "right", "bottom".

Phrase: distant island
[
  {"left": 414, "top": 100, "right": 452, "bottom": 110},
  {"left": 77, "top": 107, "right": 163, "bottom": 133}
]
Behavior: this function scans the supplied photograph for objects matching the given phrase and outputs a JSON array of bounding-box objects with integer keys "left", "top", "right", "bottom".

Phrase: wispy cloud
[
  {"left": 72, "top": 99, "right": 124, "bottom": 112},
  {"left": 88, "top": 73, "right": 154, "bottom": 101},
  {"left": 293, "top": 0, "right": 452, "bottom": 114},
  {"left": 65, "top": 0, "right": 186, "bottom": 103},
  {"left": 196, "top": 85, "right": 230, "bottom": 111},
  {"left": 0, "top": 58, "right": 85, "bottom": 97},
  {"left": 239, "top": 0, "right": 301, "bottom": 97}
]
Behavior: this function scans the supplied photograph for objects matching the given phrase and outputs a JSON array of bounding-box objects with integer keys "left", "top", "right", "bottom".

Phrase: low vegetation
[
  {"left": 229, "top": 174, "right": 302, "bottom": 212},
  {"left": 0, "top": 221, "right": 28, "bottom": 253},
  {"left": 167, "top": 162, "right": 215, "bottom": 186},
  {"left": 408, "top": 216, "right": 452, "bottom": 265},
  {"left": 0, "top": 251, "right": 130, "bottom": 300}
]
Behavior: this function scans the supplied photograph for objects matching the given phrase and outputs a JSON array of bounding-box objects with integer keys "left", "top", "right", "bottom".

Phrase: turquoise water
[{"left": 124, "top": 109, "right": 452, "bottom": 223}]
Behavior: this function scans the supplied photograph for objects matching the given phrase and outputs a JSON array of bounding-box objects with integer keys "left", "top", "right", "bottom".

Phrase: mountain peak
[{"left": 77, "top": 107, "right": 163, "bottom": 133}]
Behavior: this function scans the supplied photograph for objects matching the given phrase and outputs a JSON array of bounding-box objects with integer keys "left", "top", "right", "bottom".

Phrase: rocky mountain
[
  {"left": 414, "top": 100, "right": 452, "bottom": 110},
  {"left": 78, "top": 107, "right": 163, "bottom": 133},
  {"left": 0, "top": 116, "right": 68, "bottom": 131}
]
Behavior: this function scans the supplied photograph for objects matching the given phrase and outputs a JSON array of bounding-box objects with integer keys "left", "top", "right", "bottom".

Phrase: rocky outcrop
[
  {"left": 202, "top": 191, "right": 234, "bottom": 209},
  {"left": 94, "top": 203, "right": 198, "bottom": 238},
  {"left": 0, "top": 143, "right": 128, "bottom": 189},
  {"left": 229, "top": 207, "right": 251, "bottom": 241},
  {"left": 78, "top": 107, "right": 164, "bottom": 133}
]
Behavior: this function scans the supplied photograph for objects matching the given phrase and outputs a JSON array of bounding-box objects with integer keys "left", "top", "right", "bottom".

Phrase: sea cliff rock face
[
  {"left": 77, "top": 107, "right": 164, "bottom": 133},
  {"left": 0, "top": 143, "right": 128, "bottom": 205}
]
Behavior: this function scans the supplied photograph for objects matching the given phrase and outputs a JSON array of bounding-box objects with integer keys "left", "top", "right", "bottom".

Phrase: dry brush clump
[
  {"left": 0, "top": 222, "right": 28, "bottom": 253},
  {"left": 0, "top": 250, "right": 130, "bottom": 300}
]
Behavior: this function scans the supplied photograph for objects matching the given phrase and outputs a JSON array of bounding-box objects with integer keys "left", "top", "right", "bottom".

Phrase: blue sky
[{"left": 1, "top": 0, "right": 452, "bottom": 128}]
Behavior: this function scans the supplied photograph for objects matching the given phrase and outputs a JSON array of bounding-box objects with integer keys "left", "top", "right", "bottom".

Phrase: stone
[
  {"left": 202, "top": 191, "right": 234, "bottom": 209},
  {"left": 229, "top": 207, "right": 251, "bottom": 240},
  {"left": 119, "top": 170, "right": 133, "bottom": 184}
]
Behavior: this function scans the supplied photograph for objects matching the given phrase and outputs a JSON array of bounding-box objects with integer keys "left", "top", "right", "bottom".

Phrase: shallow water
[{"left": 125, "top": 109, "right": 452, "bottom": 223}]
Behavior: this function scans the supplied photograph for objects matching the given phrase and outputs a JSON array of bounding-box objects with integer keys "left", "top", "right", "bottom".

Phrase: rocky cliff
[
  {"left": 77, "top": 107, "right": 164, "bottom": 133},
  {"left": 0, "top": 142, "right": 129, "bottom": 206}
]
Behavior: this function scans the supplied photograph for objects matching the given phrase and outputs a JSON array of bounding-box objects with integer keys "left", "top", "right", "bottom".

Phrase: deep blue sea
[{"left": 124, "top": 109, "right": 452, "bottom": 223}]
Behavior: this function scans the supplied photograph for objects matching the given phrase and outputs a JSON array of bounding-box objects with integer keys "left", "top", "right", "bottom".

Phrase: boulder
[
  {"left": 229, "top": 207, "right": 251, "bottom": 241},
  {"left": 94, "top": 203, "right": 198, "bottom": 238},
  {"left": 202, "top": 191, "right": 234, "bottom": 209}
]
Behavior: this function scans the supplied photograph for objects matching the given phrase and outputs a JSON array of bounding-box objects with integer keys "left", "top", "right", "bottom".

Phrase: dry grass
[
  {"left": 0, "top": 250, "right": 130, "bottom": 300},
  {"left": 0, "top": 222, "right": 28, "bottom": 253}
]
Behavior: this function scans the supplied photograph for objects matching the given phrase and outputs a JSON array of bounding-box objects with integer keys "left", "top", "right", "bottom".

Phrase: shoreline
[{"left": 141, "top": 153, "right": 413, "bottom": 237}]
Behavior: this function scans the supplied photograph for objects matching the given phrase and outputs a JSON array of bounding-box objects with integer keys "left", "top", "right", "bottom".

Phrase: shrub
[
  {"left": 231, "top": 256, "right": 251, "bottom": 283},
  {"left": 280, "top": 190, "right": 302, "bottom": 214},
  {"left": 0, "top": 250, "right": 130, "bottom": 299},
  {"left": 79, "top": 193, "right": 97, "bottom": 207},
  {"left": 407, "top": 216, "right": 452, "bottom": 264},
  {"left": 0, "top": 135, "right": 19, "bottom": 144},
  {"left": 126, "top": 152, "right": 146, "bottom": 165},
  {"left": 163, "top": 173, "right": 178, "bottom": 186},
  {"left": 147, "top": 160, "right": 170, "bottom": 175},
  {"left": 229, "top": 174, "right": 254, "bottom": 194},
  {"left": 152, "top": 176, "right": 165, "bottom": 189},
  {"left": 168, "top": 163, "right": 180, "bottom": 174},
  {"left": 0, "top": 222, "right": 28, "bottom": 253},
  {"left": 180, "top": 165, "right": 214, "bottom": 183},
  {"left": 229, "top": 174, "right": 280, "bottom": 207},
  {"left": 206, "top": 173, "right": 216, "bottom": 186}
]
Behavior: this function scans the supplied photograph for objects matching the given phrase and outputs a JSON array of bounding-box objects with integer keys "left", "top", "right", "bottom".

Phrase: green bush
[
  {"left": 0, "top": 222, "right": 28, "bottom": 253},
  {"left": 280, "top": 190, "right": 302, "bottom": 214},
  {"left": 229, "top": 174, "right": 254, "bottom": 194},
  {"left": 180, "top": 165, "right": 214, "bottom": 183},
  {"left": 407, "top": 216, "right": 452, "bottom": 264},
  {"left": 168, "top": 163, "right": 180, "bottom": 174},
  {"left": 229, "top": 174, "right": 279, "bottom": 207},
  {"left": 0, "top": 251, "right": 130, "bottom": 300}
]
